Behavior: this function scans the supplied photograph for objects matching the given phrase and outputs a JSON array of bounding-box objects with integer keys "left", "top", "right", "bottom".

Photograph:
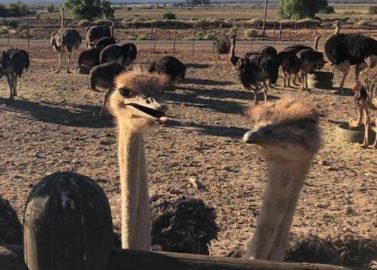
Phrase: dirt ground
[{"left": 0, "top": 42, "right": 376, "bottom": 260}]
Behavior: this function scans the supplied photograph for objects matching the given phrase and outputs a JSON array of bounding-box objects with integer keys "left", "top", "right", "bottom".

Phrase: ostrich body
[
  {"left": 96, "top": 37, "right": 116, "bottom": 49},
  {"left": 296, "top": 49, "right": 325, "bottom": 90},
  {"left": 148, "top": 56, "right": 186, "bottom": 83},
  {"left": 100, "top": 43, "right": 138, "bottom": 67},
  {"left": 50, "top": 28, "right": 82, "bottom": 73},
  {"left": 89, "top": 62, "right": 125, "bottom": 116},
  {"left": 258, "top": 46, "right": 278, "bottom": 60},
  {"left": 243, "top": 96, "right": 321, "bottom": 261},
  {"left": 229, "top": 35, "right": 278, "bottom": 103},
  {"left": 0, "top": 48, "right": 29, "bottom": 100},
  {"left": 86, "top": 25, "right": 112, "bottom": 48},
  {"left": 109, "top": 70, "right": 169, "bottom": 250},
  {"left": 350, "top": 78, "right": 377, "bottom": 147},
  {"left": 77, "top": 47, "right": 101, "bottom": 72},
  {"left": 325, "top": 22, "right": 377, "bottom": 92},
  {"left": 278, "top": 43, "right": 314, "bottom": 88}
]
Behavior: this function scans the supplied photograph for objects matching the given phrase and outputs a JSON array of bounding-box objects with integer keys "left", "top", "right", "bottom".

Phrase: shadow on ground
[{"left": 0, "top": 98, "right": 113, "bottom": 128}]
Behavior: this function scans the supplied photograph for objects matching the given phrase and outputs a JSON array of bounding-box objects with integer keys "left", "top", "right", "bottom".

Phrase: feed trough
[
  {"left": 308, "top": 71, "right": 334, "bottom": 90},
  {"left": 335, "top": 122, "right": 376, "bottom": 144}
]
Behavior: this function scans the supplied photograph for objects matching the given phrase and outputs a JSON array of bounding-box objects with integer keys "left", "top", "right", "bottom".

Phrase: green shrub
[
  {"left": 244, "top": 28, "right": 257, "bottom": 38},
  {"left": 92, "top": 19, "right": 112, "bottom": 26},
  {"left": 0, "top": 19, "right": 20, "bottom": 28},
  {"left": 321, "top": 6, "right": 334, "bottom": 14},
  {"left": 65, "top": 0, "right": 114, "bottom": 20},
  {"left": 127, "top": 7, "right": 132, "bottom": 11},
  {"left": 279, "top": 0, "right": 328, "bottom": 19},
  {"left": 214, "top": 38, "right": 230, "bottom": 54},
  {"left": 369, "top": 6, "right": 377, "bottom": 15},
  {"left": 162, "top": 12, "right": 176, "bottom": 20},
  {"left": 46, "top": 3, "right": 55, "bottom": 13},
  {"left": 0, "top": 26, "right": 8, "bottom": 34},
  {"left": 77, "top": 19, "right": 90, "bottom": 27},
  {"left": 136, "top": 34, "right": 147, "bottom": 40}
]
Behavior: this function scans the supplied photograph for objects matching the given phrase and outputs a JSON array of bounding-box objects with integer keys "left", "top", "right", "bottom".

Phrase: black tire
[
  {"left": 308, "top": 79, "right": 333, "bottom": 89},
  {"left": 334, "top": 123, "right": 375, "bottom": 144},
  {"left": 308, "top": 71, "right": 334, "bottom": 81}
]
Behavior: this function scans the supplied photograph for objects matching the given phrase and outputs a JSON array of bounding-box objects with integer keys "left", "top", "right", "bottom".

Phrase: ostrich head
[
  {"left": 243, "top": 96, "right": 321, "bottom": 162},
  {"left": 109, "top": 69, "right": 170, "bottom": 133}
]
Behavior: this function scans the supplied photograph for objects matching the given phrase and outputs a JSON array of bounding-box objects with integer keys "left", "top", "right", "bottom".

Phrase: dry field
[{"left": 0, "top": 40, "right": 376, "bottom": 264}]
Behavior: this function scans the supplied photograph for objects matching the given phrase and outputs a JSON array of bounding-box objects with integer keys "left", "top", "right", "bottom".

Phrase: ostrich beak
[
  {"left": 243, "top": 130, "right": 268, "bottom": 144},
  {"left": 243, "top": 127, "right": 285, "bottom": 145}
]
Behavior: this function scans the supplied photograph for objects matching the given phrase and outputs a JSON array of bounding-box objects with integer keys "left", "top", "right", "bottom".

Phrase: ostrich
[
  {"left": 108, "top": 69, "right": 170, "bottom": 249},
  {"left": 258, "top": 46, "right": 278, "bottom": 60},
  {"left": 96, "top": 37, "right": 116, "bottom": 49},
  {"left": 0, "top": 48, "right": 29, "bottom": 100},
  {"left": 229, "top": 34, "right": 278, "bottom": 103},
  {"left": 278, "top": 36, "right": 320, "bottom": 88},
  {"left": 76, "top": 47, "right": 101, "bottom": 72},
  {"left": 100, "top": 43, "right": 138, "bottom": 67},
  {"left": 296, "top": 48, "right": 325, "bottom": 90},
  {"left": 349, "top": 78, "right": 377, "bottom": 148},
  {"left": 243, "top": 96, "right": 321, "bottom": 261},
  {"left": 148, "top": 56, "right": 186, "bottom": 83},
  {"left": 89, "top": 62, "right": 125, "bottom": 116},
  {"left": 325, "top": 22, "right": 377, "bottom": 93},
  {"left": 86, "top": 25, "right": 112, "bottom": 48},
  {"left": 0, "top": 195, "right": 22, "bottom": 245}
]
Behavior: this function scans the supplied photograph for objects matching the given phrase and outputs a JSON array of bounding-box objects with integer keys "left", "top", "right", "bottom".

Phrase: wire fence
[{"left": 1, "top": 18, "right": 377, "bottom": 53}]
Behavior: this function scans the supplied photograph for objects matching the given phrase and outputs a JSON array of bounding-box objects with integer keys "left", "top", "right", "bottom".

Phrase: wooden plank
[{"left": 1, "top": 246, "right": 350, "bottom": 270}]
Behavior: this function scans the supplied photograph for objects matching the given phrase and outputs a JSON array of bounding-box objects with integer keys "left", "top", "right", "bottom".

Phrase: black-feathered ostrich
[
  {"left": 229, "top": 34, "right": 278, "bottom": 103},
  {"left": 296, "top": 48, "right": 325, "bottom": 90},
  {"left": 0, "top": 48, "right": 29, "bottom": 100},
  {"left": 89, "top": 62, "right": 125, "bottom": 116},
  {"left": 100, "top": 43, "right": 138, "bottom": 67},
  {"left": 277, "top": 36, "right": 320, "bottom": 88},
  {"left": 325, "top": 22, "right": 377, "bottom": 93},
  {"left": 86, "top": 25, "right": 112, "bottom": 48},
  {"left": 148, "top": 56, "right": 186, "bottom": 84},
  {"left": 76, "top": 47, "right": 101, "bottom": 72},
  {"left": 96, "top": 37, "right": 116, "bottom": 49},
  {"left": 50, "top": 8, "right": 82, "bottom": 73},
  {"left": 0, "top": 195, "right": 22, "bottom": 245}
]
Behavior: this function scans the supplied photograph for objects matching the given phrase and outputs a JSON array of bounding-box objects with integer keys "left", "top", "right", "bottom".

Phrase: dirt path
[{"left": 0, "top": 44, "right": 376, "bottom": 257}]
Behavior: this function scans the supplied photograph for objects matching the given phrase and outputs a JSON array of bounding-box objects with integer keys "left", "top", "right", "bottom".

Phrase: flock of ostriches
[{"left": 1, "top": 21, "right": 377, "bottom": 266}]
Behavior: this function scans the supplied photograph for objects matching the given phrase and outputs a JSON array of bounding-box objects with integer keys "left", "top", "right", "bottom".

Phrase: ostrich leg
[
  {"left": 349, "top": 106, "right": 363, "bottom": 127},
  {"left": 6, "top": 74, "right": 13, "bottom": 100},
  {"left": 362, "top": 108, "right": 370, "bottom": 148},
  {"left": 100, "top": 88, "right": 113, "bottom": 117},
  {"left": 373, "top": 118, "right": 377, "bottom": 148},
  {"left": 262, "top": 81, "right": 268, "bottom": 101},
  {"left": 337, "top": 61, "right": 351, "bottom": 93},
  {"left": 56, "top": 52, "right": 62, "bottom": 74},
  {"left": 67, "top": 52, "right": 72, "bottom": 73},
  {"left": 13, "top": 75, "right": 18, "bottom": 97},
  {"left": 355, "top": 63, "right": 367, "bottom": 82}
]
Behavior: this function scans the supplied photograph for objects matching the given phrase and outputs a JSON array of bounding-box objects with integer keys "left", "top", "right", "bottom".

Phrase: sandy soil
[{"left": 0, "top": 43, "right": 376, "bottom": 258}]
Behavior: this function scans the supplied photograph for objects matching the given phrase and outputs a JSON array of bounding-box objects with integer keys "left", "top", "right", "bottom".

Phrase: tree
[
  {"left": 279, "top": 0, "right": 328, "bottom": 19},
  {"left": 46, "top": 4, "right": 55, "bottom": 13},
  {"left": 64, "top": 0, "right": 114, "bottom": 21}
]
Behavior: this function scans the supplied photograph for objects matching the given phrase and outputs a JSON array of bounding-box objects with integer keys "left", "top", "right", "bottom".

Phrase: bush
[
  {"left": 137, "top": 34, "right": 147, "bottom": 40},
  {"left": 92, "top": 19, "right": 112, "bottom": 26},
  {"left": 279, "top": 0, "right": 328, "bottom": 19},
  {"left": 369, "top": 6, "right": 377, "bottom": 15},
  {"left": 214, "top": 38, "right": 230, "bottom": 54},
  {"left": 127, "top": 7, "right": 132, "bottom": 11},
  {"left": 0, "top": 2, "right": 33, "bottom": 17},
  {"left": 0, "top": 19, "right": 20, "bottom": 28},
  {"left": 46, "top": 4, "right": 55, "bottom": 13},
  {"left": 65, "top": 0, "right": 114, "bottom": 20},
  {"left": 244, "top": 28, "right": 258, "bottom": 38},
  {"left": 162, "top": 12, "right": 176, "bottom": 20},
  {"left": 77, "top": 19, "right": 90, "bottom": 27},
  {"left": 321, "top": 6, "right": 334, "bottom": 14}
]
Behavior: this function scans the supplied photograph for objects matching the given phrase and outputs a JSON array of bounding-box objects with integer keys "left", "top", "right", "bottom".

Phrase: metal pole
[{"left": 262, "top": 0, "right": 268, "bottom": 36}]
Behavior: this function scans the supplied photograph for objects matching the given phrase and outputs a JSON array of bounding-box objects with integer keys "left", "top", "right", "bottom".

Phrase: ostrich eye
[{"left": 119, "top": 87, "right": 132, "bottom": 98}]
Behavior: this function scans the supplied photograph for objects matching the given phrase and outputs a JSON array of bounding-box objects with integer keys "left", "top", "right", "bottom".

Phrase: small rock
[
  {"left": 346, "top": 206, "right": 357, "bottom": 216},
  {"left": 188, "top": 176, "right": 206, "bottom": 191}
]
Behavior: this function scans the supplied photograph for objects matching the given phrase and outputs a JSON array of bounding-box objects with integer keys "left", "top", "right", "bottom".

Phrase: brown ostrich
[
  {"left": 50, "top": 8, "right": 82, "bottom": 73},
  {"left": 243, "top": 96, "right": 321, "bottom": 261},
  {"left": 108, "top": 69, "right": 169, "bottom": 250},
  {"left": 349, "top": 78, "right": 377, "bottom": 148}
]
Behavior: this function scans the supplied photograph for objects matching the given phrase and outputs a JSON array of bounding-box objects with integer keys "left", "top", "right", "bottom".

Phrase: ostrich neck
[
  {"left": 334, "top": 25, "right": 340, "bottom": 35},
  {"left": 314, "top": 38, "right": 319, "bottom": 51},
  {"left": 118, "top": 124, "right": 151, "bottom": 250},
  {"left": 229, "top": 39, "right": 238, "bottom": 66},
  {"left": 245, "top": 158, "right": 312, "bottom": 261}
]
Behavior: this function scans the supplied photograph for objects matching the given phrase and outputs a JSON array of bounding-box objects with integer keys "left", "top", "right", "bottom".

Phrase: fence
[{"left": 0, "top": 18, "right": 377, "bottom": 53}]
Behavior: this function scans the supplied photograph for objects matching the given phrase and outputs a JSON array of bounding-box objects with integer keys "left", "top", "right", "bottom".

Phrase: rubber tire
[
  {"left": 334, "top": 123, "right": 375, "bottom": 144},
  {"left": 308, "top": 71, "right": 334, "bottom": 81},
  {"left": 78, "top": 66, "right": 91, "bottom": 74},
  {"left": 308, "top": 79, "right": 333, "bottom": 89}
]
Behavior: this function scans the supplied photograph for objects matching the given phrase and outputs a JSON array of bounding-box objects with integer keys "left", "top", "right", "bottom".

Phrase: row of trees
[{"left": 0, "top": 2, "right": 34, "bottom": 17}]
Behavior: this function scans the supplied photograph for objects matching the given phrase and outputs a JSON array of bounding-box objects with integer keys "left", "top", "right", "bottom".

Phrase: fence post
[
  {"left": 278, "top": 22, "right": 282, "bottom": 41},
  {"left": 153, "top": 22, "right": 157, "bottom": 53},
  {"left": 294, "top": 22, "right": 297, "bottom": 43},
  {"left": 150, "top": 22, "right": 154, "bottom": 40},
  {"left": 192, "top": 26, "right": 196, "bottom": 54},
  {"left": 173, "top": 22, "right": 177, "bottom": 53},
  {"left": 26, "top": 19, "right": 30, "bottom": 50}
]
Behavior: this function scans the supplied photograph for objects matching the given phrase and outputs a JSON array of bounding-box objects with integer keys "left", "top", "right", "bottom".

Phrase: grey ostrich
[
  {"left": 0, "top": 48, "right": 29, "bottom": 100},
  {"left": 86, "top": 25, "right": 112, "bottom": 48},
  {"left": 50, "top": 8, "right": 82, "bottom": 73},
  {"left": 325, "top": 22, "right": 377, "bottom": 93}
]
